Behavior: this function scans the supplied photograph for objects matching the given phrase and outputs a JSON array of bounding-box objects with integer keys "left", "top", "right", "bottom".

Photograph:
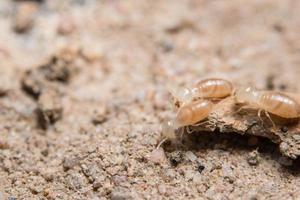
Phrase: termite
[
  {"left": 158, "top": 99, "right": 213, "bottom": 147},
  {"left": 169, "top": 78, "right": 233, "bottom": 104},
  {"left": 235, "top": 87, "right": 300, "bottom": 126}
]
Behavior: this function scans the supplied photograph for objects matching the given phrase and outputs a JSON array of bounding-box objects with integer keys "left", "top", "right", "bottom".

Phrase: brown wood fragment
[{"left": 189, "top": 96, "right": 300, "bottom": 159}]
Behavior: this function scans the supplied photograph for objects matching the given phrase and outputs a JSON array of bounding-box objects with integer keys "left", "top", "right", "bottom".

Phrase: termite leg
[
  {"left": 186, "top": 126, "right": 194, "bottom": 134},
  {"left": 194, "top": 119, "right": 217, "bottom": 131},
  {"left": 185, "top": 119, "right": 212, "bottom": 136},
  {"left": 192, "top": 120, "right": 211, "bottom": 127},
  {"left": 179, "top": 127, "right": 185, "bottom": 142},
  {"left": 258, "top": 109, "right": 264, "bottom": 125},
  {"left": 264, "top": 110, "right": 276, "bottom": 130}
]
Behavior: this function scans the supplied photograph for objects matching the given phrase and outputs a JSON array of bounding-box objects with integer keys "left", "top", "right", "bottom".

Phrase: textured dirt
[{"left": 0, "top": 0, "right": 300, "bottom": 199}]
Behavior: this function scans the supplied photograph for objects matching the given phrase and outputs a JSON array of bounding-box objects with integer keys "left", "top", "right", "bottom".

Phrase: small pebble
[
  {"left": 41, "top": 169, "right": 54, "bottom": 181},
  {"left": 110, "top": 187, "right": 132, "bottom": 200},
  {"left": 279, "top": 142, "right": 289, "bottom": 152},
  {"left": 192, "top": 173, "right": 202, "bottom": 184},
  {"left": 113, "top": 175, "right": 128, "bottom": 185},
  {"left": 279, "top": 84, "right": 287, "bottom": 91},
  {"left": 273, "top": 23, "right": 284, "bottom": 33},
  {"left": 29, "top": 183, "right": 44, "bottom": 194},
  {"left": 206, "top": 161, "right": 221, "bottom": 172},
  {"left": 0, "top": 88, "right": 7, "bottom": 97},
  {"left": 265, "top": 75, "right": 275, "bottom": 90},
  {"left": 37, "top": 88, "right": 63, "bottom": 129},
  {"left": 0, "top": 141, "right": 9, "bottom": 149},
  {"left": 92, "top": 104, "right": 108, "bottom": 125},
  {"left": 280, "top": 126, "right": 288, "bottom": 133},
  {"left": 247, "top": 150, "right": 260, "bottom": 166},
  {"left": 13, "top": 2, "right": 37, "bottom": 33},
  {"left": 57, "top": 16, "right": 77, "bottom": 35},
  {"left": 197, "top": 163, "right": 205, "bottom": 174},
  {"left": 93, "top": 181, "right": 102, "bottom": 190},
  {"left": 159, "top": 40, "right": 174, "bottom": 52},
  {"left": 157, "top": 184, "right": 167, "bottom": 195},
  {"left": 185, "top": 151, "right": 197, "bottom": 162},
  {"left": 278, "top": 156, "right": 293, "bottom": 166},
  {"left": 148, "top": 148, "right": 166, "bottom": 164},
  {"left": 222, "top": 163, "right": 235, "bottom": 183},
  {"left": 43, "top": 189, "right": 50, "bottom": 198},
  {"left": 184, "top": 169, "right": 195, "bottom": 181},
  {"left": 246, "top": 190, "right": 259, "bottom": 200},
  {"left": 153, "top": 92, "right": 169, "bottom": 110},
  {"left": 63, "top": 156, "right": 78, "bottom": 170},
  {"left": 169, "top": 151, "right": 183, "bottom": 167},
  {"left": 41, "top": 149, "right": 49, "bottom": 157},
  {"left": 292, "top": 134, "right": 300, "bottom": 141},
  {"left": 224, "top": 176, "right": 235, "bottom": 184}
]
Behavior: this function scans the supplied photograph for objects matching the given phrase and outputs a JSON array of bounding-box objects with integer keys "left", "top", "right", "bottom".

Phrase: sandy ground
[{"left": 0, "top": 0, "right": 300, "bottom": 199}]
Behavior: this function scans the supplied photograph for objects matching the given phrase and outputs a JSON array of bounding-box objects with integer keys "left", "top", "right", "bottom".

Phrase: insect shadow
[{"left": 162, "top": 129, "right": 300, "bottom": 173}]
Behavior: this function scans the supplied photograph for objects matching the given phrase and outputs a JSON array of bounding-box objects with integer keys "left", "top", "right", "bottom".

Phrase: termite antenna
[
  {"left": 264, "top": 110, "right": 277, "bottom": 129},
  {"left": 156, "top": 137, "right": 168, "bottom": 149},
  {"left": 158, "top": 119, "right": 181, "bottom": 149},
  {"left": 161, "top": 119, "right": 180, "bottom": 139}
]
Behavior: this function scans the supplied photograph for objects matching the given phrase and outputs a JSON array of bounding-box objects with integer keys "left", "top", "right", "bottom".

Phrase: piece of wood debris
[{"left": 189, "top": 96, "right": 300, "bottom": 159}]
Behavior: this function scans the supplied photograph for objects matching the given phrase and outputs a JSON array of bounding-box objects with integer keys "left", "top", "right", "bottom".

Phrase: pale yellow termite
[
  {"left": 169, "top": 78, "right": 233, "bottom": 104},
  {"left": 160, "top": 99, "right": 213, "bottom": 145},
  {"left": 235, "top": 87, "right": 300, "bottom": 126}
]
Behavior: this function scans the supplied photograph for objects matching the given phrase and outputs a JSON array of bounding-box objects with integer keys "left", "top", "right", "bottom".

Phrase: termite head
[
  {"left": 167, "top": 83, "right": 193, "bottom": 104},
  {"left": 235, "top": 86, "right": 259, "bottom": 104},
  {"left": 157, "top": 119, "right": 180, "bottom": 149},
  {"left": 161, "top": 119, "right": 180, "bottom": 140}
]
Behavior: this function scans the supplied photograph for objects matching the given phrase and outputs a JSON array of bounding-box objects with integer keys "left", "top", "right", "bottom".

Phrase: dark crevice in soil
[{"left": 163, "top": 131, "right": 300, "bottom": 172}]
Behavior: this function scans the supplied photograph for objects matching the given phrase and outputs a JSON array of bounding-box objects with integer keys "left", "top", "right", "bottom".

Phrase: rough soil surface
[{"left": 0, "top": 0, "right": 300, "bottom": 199}]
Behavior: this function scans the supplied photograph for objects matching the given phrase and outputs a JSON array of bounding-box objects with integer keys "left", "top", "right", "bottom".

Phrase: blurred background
[{"left": 1, "top": 0, "right": 300, "bottom": 90}]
